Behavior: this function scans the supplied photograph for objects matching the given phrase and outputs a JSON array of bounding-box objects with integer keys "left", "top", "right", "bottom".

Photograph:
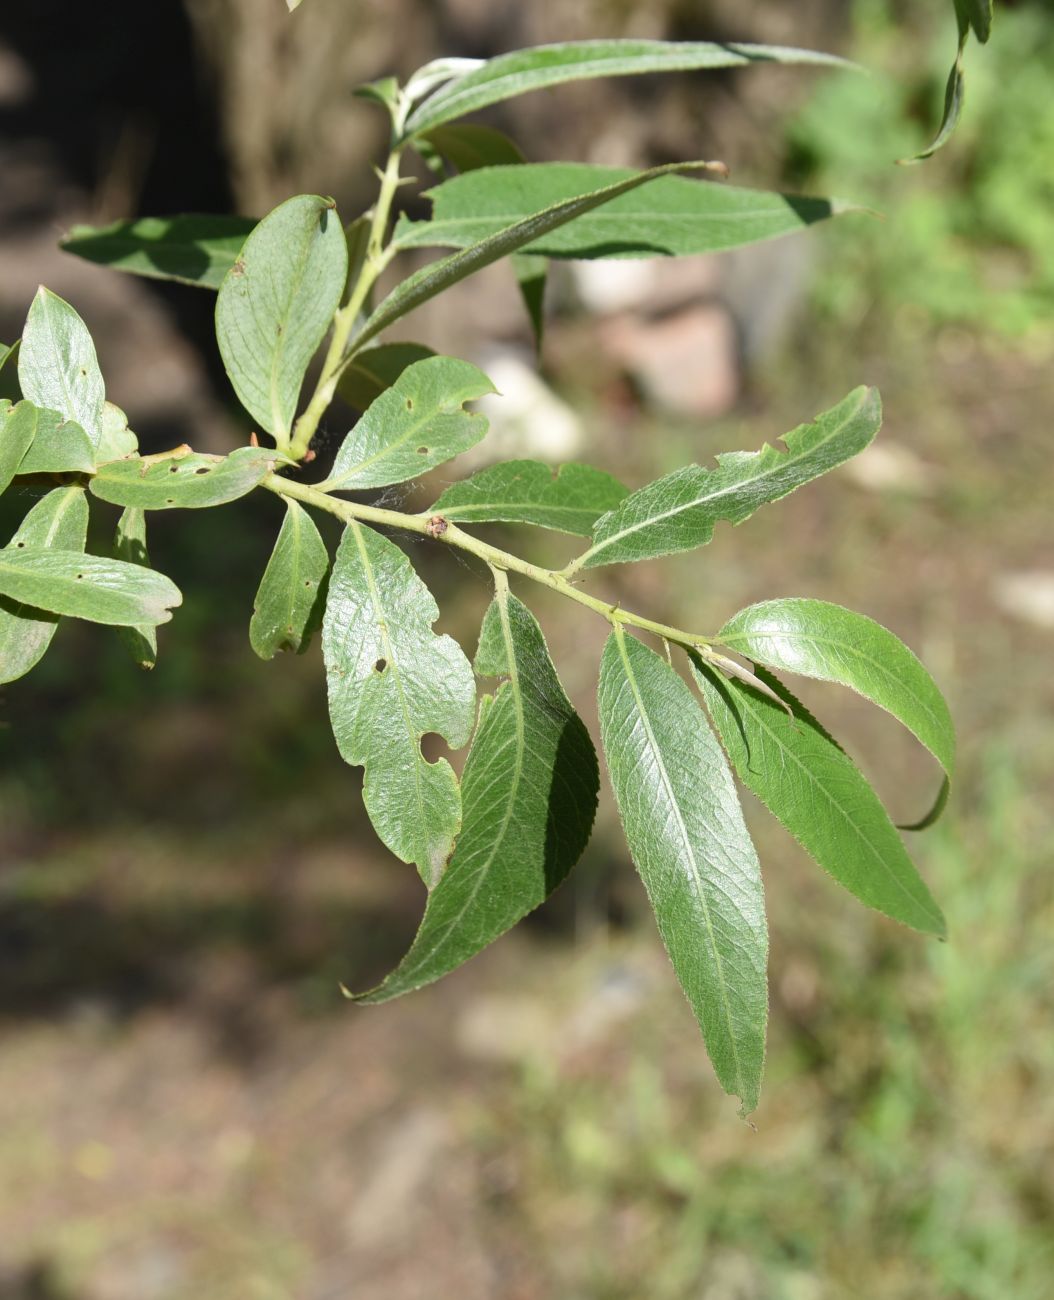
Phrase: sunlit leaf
[
  {"left": 61, "top": 215, "right": 257, "bottom": 290},
  {"left": 19, "top": 288, "right": 105, "bottom": 447},
  {"left": 89, "top": 446, "right": 275, "bottom": 510},
  {"left": 0, "top": 549, "right": 182, "bottom": 627},
  {"left": 431, "top": 460, "right": 628, "bottom": 536},
  {"left": 336, "top": 342, "right": 436, "bottom": 412},
  {"left": 14, "top": 403, "right": 96, "bottom": 476}
]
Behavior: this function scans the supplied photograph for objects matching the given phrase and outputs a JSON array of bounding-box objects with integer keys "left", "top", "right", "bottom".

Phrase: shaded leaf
[
  {"left": 112, "top": 508, "right": 157, "bottom": 668},
  {"left": 97, "top": 401, "right": 138, "bottom": 464},
  {"left": 956, "top": 0, "right": 992, "bottom": 43},
  {"left": 693, "top": 658, "right": 945, "bottom": 936},
  {"left": 322, "top": 521, "right": 476, "bottom": 884},
  {"left": 322, "top": 356, "right": 493, "bottom": 492},
  {"left": 61, "top": 215, "right": 257, "bottom": 290},
  {"left": 0, "top": 549, "right": 182, "bottom": 627},
  {"left": 89, "top": 446, "right": 275, "bottom": 510},
  {"left": 577, "top": 386, "right": 880, "bottom": 569},
  {"left": 404, "top": 39, "right": 850, "bottom": 137},
  {"left": 19, "top": 288, "right": 105, "bottom": 446},
  {"left": 431, "top": 460, "right": 628, "bottom": 536},
  {"left": 0, "top": 341, "right": 19, "bottom": 402},
  {"left": 598, "top": 629, "right": 767, "bottom": 1113},
  {"left": 0, "top": 485, "right": 88, "bottom": 684},
  {"left": 0, "top": 401, "right": 40, "bottom": 494},
  {"left": 420, "top": 122, "right": 526, "bottom": 171},
  {"left": 512, "top": 252, "right": 548, "bottom": 349},
  {"left": 15, "top": 403, "right": 96, "bottom": 476},
  {"left": 717, "top": 598, "right": 955, "bottom": 829},
  {"left": 215, "top": 194, "right": 348, "bottom": 437},
  {"left": 395, "top": 165, "right": 851, "bottom": 259},
  {"left": 355, "top": 589, "right": 598, "bottom": 1002},
  {"left": 336, "top": 342, "right": 436, "bottom": 412},
  {"left": 250, "top": 499, "right": 329, "bottom": 658}
]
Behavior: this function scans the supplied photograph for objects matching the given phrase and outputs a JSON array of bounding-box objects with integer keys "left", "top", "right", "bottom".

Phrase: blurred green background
[{"left": 0, "top": 1, "right": 1052, "bottom": 1297}]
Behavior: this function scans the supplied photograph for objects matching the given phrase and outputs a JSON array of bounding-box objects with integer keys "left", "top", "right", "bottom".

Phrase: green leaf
[
  {"left": 355, "top": 161, "right": 723, "bottom": 349},
  {"left": 0, "top": 401, "right": 40, "bottom": 494},
  {"left": 354, "top": 588, "right": 598, "bottom": 1002},
  {"left": 97, "top": 401, "right": 138, "bottom": 464},
  {"left": 0, "top": 341, "right": 20, "bottom": 402},
  {"left": 215, "top": 194, "right": 348, "bottom": 438},
  {"left": 577, "top": 386, "right": 880, "bottom": 570},
  {"left": 598, "top": 629, "right": 767, "bottom": 1113},
  {"left": 60, "top": 215, "right": 257, "bottom": 290},
  {"left": 395, "top": 165, "right": 850, "bottom": 260},
  {"left": 716, "top": 598, "right": 955, "bottom": 829},
  {"left": 0, "top": 549, "right": 182, "bottom": 627},
  {"left": 955, "top": 0, "right": 992, "bottom": 44},
  {"left": 14, "top": 403, "right": 96, "bottom": 476},
  {"left": 693, "top": 659, "right": 945, "bottom": 936},
  {"left": 250, "top": 499, "right": 329, "bottom": 659},
  {"left": 336, "top": 342, "right": 436, "bottom": 412},
  {"left": 512, "top": 252, "right": 548, "bottom": 350},
  {"left": 19, "top": 288, "right": 105, "bottom": 447},
  {"left": 0, "top": 485, "right": 88, "bottom": 684},
  {"left": 420, "top": 123, "right": 526, "bottom": 171},
  {"left": 112, "top": 508, "right": 157, "bottom": 668},
  {"left": 322, "top": 521, "right": 476, "bottom": 884},
  {"left": 403, "top": 39, "right": 851, "bottom": 137},
  {"left": 89, "top": 446, "right": 275, "bottom": 510},
  {"left": 903, "top": 30, "right": 967, "bottom": 164},
  {"left": 321, "top": 356, "right": 494, "bottom": 492},
  {"left": 431, "top": 460, "right": 628, "bottom": 536}
]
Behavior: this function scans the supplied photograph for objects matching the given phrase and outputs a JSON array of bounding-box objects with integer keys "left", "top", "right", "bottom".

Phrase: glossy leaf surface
[
  {"left": 579, "top": 386, "right": 880, "bottom": 568},
  {"left": 323, "top": 357, "right": 493, "bottom": 491},
  {"left": 0, "top": 486, "right": 88, "bottom": 683},
  {"left": 215, "top": 194, "right": 347, "bottom": 437},
  {"left": 61, "top": 215, "right": 257, "bottom": 290},
  {"left": 717, "top": 597, "right": 955, "bottom": 828},
  {"left": 322, "top": 522, "right": 476, "bottom": 884},
  {"left": 19, "top": 288, "right": 105, "bottom": 447},
  {"left": 693, "top": 659, "right": 945, "bottom": 935},
  {"left": 89, "top": 447, "right": 275, "bottom": 510},
  {"left": 356, "top": 590, "right": 598, "bottom": 1001},
  {"left": 432, "top": 460, "right": 628, "bottom": 536},
  {"left": 404, "top": 39, "right": 849, "bottom": 137},
  {"left": 599, "top": 630, "right": 768, "bottom": 1112},
  {"left": 250, "top": 499, "right": 329, "bottom": 658},
  {"left": 0, "top": 549, "right": 182, "bottom": 627}
]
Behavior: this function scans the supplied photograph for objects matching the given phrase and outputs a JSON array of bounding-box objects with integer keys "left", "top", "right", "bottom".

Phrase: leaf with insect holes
[
  {"left": 322, "top": 356, "right": 494, "bottom": 492},
  {"left": 717, "top": 598, "right": 955, "bottom": 829},
  {"left": 394, "top": 165, "right": 852, "bottom": 260},
  {"left": 89, "top": 447, "right": 276, "bottom": 510},
  {"left": 61, "top": 215, "right": 258, "bottom": 290},
  {"left": 13, "top": 402, "right": 96, "bottom": 476},
  {"left": 577, "top": 386, "right": 881, "bottom": 569},
  {"left": 18, "top": 288, "right": 105, "bottom": 448},
  {"left": 0, "top": 486, "right": 88, "bottom": 684},
  {"left": 250, "top": 499, "right": 329, "bottom": 659},
  {"left": 692, "top": 658, "right": 946, "bottom": 935},
  {"left": 354, "top": 589, "right": 598, "bottom": 1002},
  {"left": 431, "top": 460, "right": 628, "bottom": 536},
  {"left": 0, "top": 549, "right": 182, "bottom": 627},
  {"left": 322, "top": 521, "right": 476, "bottom": 885},
  {"left": 402, "top": 39, "right": 852, "bottom": 138},
  {"left": 112, "top": 508, "right": 157, "bottom": 669},
  {"left": 355, "top": 161, "right": 726, "bottom": 349},
  {"left": 336, "top": 343, "right": 436, "bottom": 413},
  {"left": 215, "top": 194, "right": 348, "bottom": 437},
  {"left": 599, "top": 630, "right": 768, "bottom": 1113}
]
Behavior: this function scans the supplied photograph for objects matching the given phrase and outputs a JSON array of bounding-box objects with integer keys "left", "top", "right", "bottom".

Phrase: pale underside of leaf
[
  {"left": 430, "top": 460, "right": 628, "bottom": 536},
  {"left": 0, "top": 549, "right": 182, "bottom": 627},
  {"left": 89, "top": 447, "right": 276, "bottom": 510},
  {"left": 18, "top": 287, "right": 106, "bottom": 447},
  {"left": 250, "top": 498, "right": 329, "bottom": 658}
]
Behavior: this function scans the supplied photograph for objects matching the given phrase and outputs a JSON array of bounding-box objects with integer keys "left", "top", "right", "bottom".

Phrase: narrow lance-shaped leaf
[
  {"left": 61, "top": 215, "right": 257, "bottom": 290},
  {"left": 90, "top": 446, "right": 276, "bottom": 510},
  {"left": 403, "top": 39, "right": 852, "bottom": 137},
  {"left": 250, "top": 499, "right": 329, "bottom": 659},
  {"left": 0, "top": 486, "right": 88, "bottom": 684},
  {"left": 215, "top": 194, "right": 348, "bottom": 437},
  {"left": 355, "top": 161, "right": 724, "bottom": 349},
  {"left": 19, "top": 288, "right": 105, "bottom": 447},
  {"left": 598, "top": 629, "right": 768, "bottom": 1113},
  {"left": 0, "top": 550, "right": 182, "bottom": 627},
  {"left": 14, "top": 403, "right": 96, "bottom": 476},
  {"left": 692, "top": 658, "right": 946, "bottom": 936},
  {"left": 576, "top": 386, "right": 880, "bottom": 570},
  {"left": 0, "top": 401, "right": 39, "bottom": 494},
  {"left": 354, "top": 588, "right": 599, "bottom": 1003},
  {"left": 112, "top": 508, "right": 157, "bottom": 669},
  {"left": 322, "top": 356, "right": 493, "bottom": 492},
  {"left": 322, "top": 522, "right": 476, "bottom": 885},
  {"left": 395, "top": 165, "right": 851, "bottom": 260},
  {"left": 431, "top": 460, "right": 628, "bottom": 536},
  {"left": 336, "top": 342, "right": 436, "bottom": 412},
  {"left": 717, "top": 598, "right": 955, "bottom": 829}
]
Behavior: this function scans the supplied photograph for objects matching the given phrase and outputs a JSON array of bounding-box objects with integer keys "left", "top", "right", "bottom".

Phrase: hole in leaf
[
  {"left": 304, "top": 579, "right": 314, "bottom": 588},
  {"left": 165, "top": 498, "right": 176, "bottom": 504},
  {"left": 169, "top": 465, "right": 180, "bottom": 473},
  {"left": 406, "top": 398, "right": 413, "bottom": 411},
  {"left": 75, "top": 573, "right": 84, "bottom": 580},
  {"left": 194, "top": 466, "right": 210, "bottom": 475},
  {"left": 374, "top": 658, "right": 387, "bottom": 673},
  {"left": 15, "top": 541, "right": 25, "bottom": 548},
  {"left": 417, "top": 446, "right": 429, "bottom": 455}
]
